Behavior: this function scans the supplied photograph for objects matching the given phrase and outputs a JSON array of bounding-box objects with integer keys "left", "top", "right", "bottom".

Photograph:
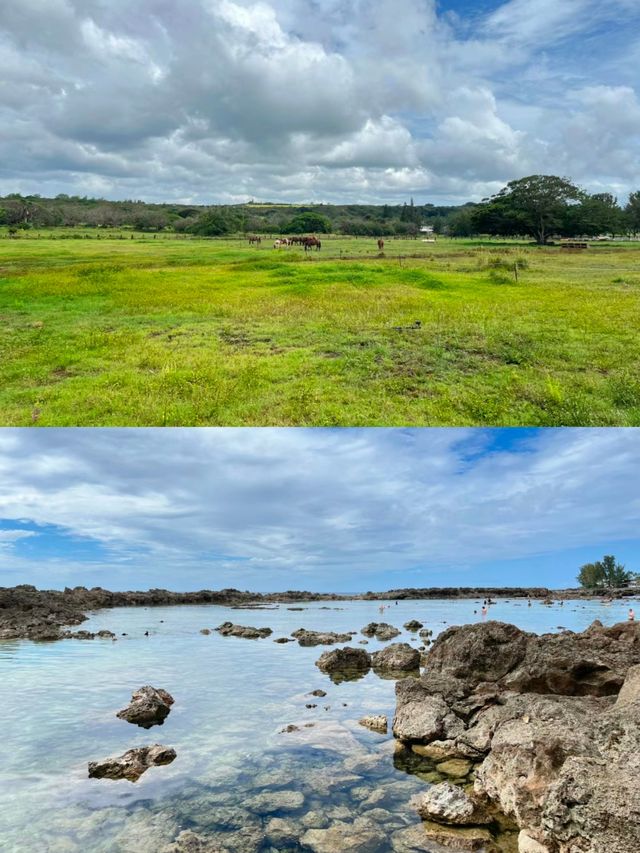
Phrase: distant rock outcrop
[
  {"left": 291, "top": 628, "right": 353, "bottom": 646},
  {"left": 215, "top": 622, "right": 272, "bottom": 639},
  {"left": 361, "top": 622, "right": 401, "bottom": 641}
]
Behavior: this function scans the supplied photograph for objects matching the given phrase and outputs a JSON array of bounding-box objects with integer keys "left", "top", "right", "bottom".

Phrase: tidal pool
[{"left": 0, "top": 596, "right": 635, "bottom": 852}]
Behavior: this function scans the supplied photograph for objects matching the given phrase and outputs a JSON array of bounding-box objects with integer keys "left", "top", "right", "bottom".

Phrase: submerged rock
[
  {"left": 315, "top": 647, "right": 371, "bottom": 681},
  {"left": 274, "top": 636, "right": 293, "bottom": 643},
  {"left": 361, "top": 622, "right": 401, "bottom": 641},
  {"left": 359, "top": 715, "right": 388, "bottom": 733},
  {"left": 116, "top": 685, "right": 174, "bottom": 728},
  {"left": 88, "top": 744, "right": 176, "bottom": 782},
  {"left": 246, "top": 789, "right": 304, "bottom": 814},
  {"left": 392, "top": 620, "right": 640, "bottom": 853},
  {"left": 291, "top": 628, "right": 352, "bottom": 646},
  {"left": 301, "top": 817, "right": 380, "bottom": 853},
  {"left": 215, "top": 622, "right": 272, "bottom": 639}
]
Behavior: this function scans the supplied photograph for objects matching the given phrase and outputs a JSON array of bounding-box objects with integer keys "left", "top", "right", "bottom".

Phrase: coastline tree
[{"left": 577, "top": 555, "right": 633, "bottom": 589}]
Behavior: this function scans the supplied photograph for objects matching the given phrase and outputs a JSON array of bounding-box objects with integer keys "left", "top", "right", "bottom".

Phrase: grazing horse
[
  {"left": 377, "top": 238, "right": 385, "bottom": 251},
  {"left": 303, "top": 236, "right": 321, "bottom": 252},
  {"left": 248, "top": 235, "right": 261, "bottom": 245}
]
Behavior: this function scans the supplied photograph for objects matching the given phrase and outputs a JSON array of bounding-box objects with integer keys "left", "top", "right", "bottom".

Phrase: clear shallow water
[{"left": 0, "top": 597, "right": 636, "bottom": 853}]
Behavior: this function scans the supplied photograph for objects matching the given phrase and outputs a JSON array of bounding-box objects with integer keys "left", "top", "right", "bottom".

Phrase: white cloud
[
  {"left": 0, "top": 429, "right": 639, "bottom": 589},
  {"left": 0, "top": 0, "right": 639, "bottom": 202}
]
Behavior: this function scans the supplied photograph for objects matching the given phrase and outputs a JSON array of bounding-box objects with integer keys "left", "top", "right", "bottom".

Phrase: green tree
[
  {"left": 625, "top": 191, "right": 640, "bottom": 235},
  {"left": 282, "top": 212, "right": 332, "bottom": 234},
  {"left": 577, "top": 555, "right": 633, "bottom": 589},
  {"left": 564, "top": 193, "right": 624, "bottom": 237},
  {"left": 478, "top": 175, "right": 584, "bottom": 244},
  {"left": 188, "top": 208, "right": 241, "bottom": 236}
]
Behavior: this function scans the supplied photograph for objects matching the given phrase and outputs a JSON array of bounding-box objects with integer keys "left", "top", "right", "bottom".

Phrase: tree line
[{"left": 2, "top": 176, "right": 639, "bottom": 240}]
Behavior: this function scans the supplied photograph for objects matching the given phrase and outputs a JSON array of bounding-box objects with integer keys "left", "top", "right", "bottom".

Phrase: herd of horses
[{"left": 248, "top": 235, "right": 385, "bottom": 252}]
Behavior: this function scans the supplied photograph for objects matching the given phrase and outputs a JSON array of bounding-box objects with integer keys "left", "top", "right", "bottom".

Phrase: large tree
[
  {"left": 577, "top": 555, "right": 633, "bottom": 589},
  {"left": 476, "top": 175, "right": 584, "bottom": 244}
]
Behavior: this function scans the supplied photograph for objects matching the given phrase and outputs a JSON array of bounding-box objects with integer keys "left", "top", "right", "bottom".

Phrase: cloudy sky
[
  {"left": 1, "top": 0, "right": 639, "bottom": 204},
  {"left": 0, "top": 428, "right": 639, "bottom": 591}
]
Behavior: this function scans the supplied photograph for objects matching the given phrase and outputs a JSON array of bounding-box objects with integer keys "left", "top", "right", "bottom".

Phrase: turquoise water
[{"left": 0, "top": 597, "right": 635, "bottom": 853}]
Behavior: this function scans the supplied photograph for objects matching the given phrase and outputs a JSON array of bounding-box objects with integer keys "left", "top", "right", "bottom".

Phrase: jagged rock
[
  {"left": 404, "top": 620, "right": 423, "bottom": 631},
  {"left": 116, "top": 685, "right": 174, "bottom": 728},
  {"left": 291, "top": 628, "right": 352, "bottom": 646},
  {"left": 413, "top": 782, "right": 491, "bottom": 825},
  {"left": 215, "top": 622, "right": 272, "bottom": 639},
  {"left": 358, "top": 715, "right": 388, "bottom": 733},
  {"left": 315, "top": 647, "right": 371, "bottom": 680},
  {"left": 361, "top": 622, "right": 401, "bottom": 641},
  {"left": 88, "top": 744, "right": 176, "bottom": 782},
  {"left": 372, "top": 642, "right": 420, "bottom": 674},
  {"left": 392, "top": 621, "right": 640, "bottom": 853},
  {"left": 96, "top": 629, "right": 116, "bottom": 638}
]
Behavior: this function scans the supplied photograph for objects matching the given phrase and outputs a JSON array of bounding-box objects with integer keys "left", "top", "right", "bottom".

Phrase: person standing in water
[{"left": 629, "top": 608, "right": 635, "bottom": 622}]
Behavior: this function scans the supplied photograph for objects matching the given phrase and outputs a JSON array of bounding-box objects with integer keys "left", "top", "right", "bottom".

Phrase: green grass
[{"left": 1, "top": 231, "right": 640, "bottom": 425}]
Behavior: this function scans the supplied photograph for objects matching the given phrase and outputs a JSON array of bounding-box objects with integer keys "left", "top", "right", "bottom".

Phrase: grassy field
[{"left": 1, "top": 231, "right": 639, "bottom": 425}]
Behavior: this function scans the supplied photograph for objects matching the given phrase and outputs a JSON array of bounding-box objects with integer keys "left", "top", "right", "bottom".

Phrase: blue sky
[
  {"left": 0, "top": 428, "right": 638, "bottom": 592},
  {"left": 1, "top": 0, "right": 639, "bottom": 204}
]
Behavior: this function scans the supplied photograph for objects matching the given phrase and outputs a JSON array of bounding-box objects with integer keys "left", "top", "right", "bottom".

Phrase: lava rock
[
  {"left": 116, "top": 685, "right": 174, "bottom": 728},
  {"left": 88, "top": 744, "right": 176, "bottom": 782}
]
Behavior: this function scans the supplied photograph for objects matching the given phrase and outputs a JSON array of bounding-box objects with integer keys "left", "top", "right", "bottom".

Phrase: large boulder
[
  {"left": 116, "top": 685, "right": 175, "bottom": 728},
  {"left": 404, "top": 620, "right": 423, "bottom": 631},
  {"left": 315, "top": 647, "right": 371, "bottom": 681},
  {"left": 215, "top": 622, "right": 272, "bottom": 639},
  {"left": 361, "top": 622, "right": 401, "bottom": 641},
  {"left": 88, "top": 744, "right": 176, "bottom": 782},
  {"left": 372, "top": 643, "right": 421, "bottom": 674},
  {"left": 291, "top": 628, "right": 353, "bottom": 646}
]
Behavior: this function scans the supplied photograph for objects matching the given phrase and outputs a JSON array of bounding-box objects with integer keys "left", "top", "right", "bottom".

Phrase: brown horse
[
  {"left": 248, "top": 235, "right": 261, "bottom": 245},
  {"left": 377, "top": 238, "right": 385, "bottom": 251},
  {"left": 304, "top": 237, "right": 321, "bottom": 252}
]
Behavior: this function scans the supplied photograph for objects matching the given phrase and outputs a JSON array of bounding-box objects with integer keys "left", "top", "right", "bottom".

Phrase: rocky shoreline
[
  {"left": 389, "top": 619, "right": 640, "bottom": 852},
  {"left": 2, "top": 584, "right": 637, "bottom": 641}
]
